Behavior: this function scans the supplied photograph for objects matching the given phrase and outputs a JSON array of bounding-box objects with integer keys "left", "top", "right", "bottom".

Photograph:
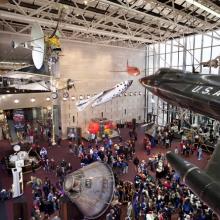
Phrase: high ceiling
[{"left": 0, "top": 0, "right": 220, "bottom": 49}]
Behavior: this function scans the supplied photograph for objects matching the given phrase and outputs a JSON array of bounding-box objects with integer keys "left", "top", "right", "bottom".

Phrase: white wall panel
[{"left": 59, "top": 41, "right": 146, "bottom": 136}]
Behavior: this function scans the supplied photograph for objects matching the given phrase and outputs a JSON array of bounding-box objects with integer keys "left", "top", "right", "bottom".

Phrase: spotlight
[
  {"left": 71, "top": 96, "right": 76, "bottom": 100},
  {"left": 46, "top": 97, "right": 50, "bottom": 101},
  {"left": 14, "top": 99, "right": 19, "bottom": 104},
  {"left": 30, "top": 98, "right": 36, "bottom": 103}
]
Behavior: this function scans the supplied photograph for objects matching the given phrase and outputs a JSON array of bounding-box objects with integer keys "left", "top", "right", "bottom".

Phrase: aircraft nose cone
[{"left": 139, "top": 75, "right": 154, "bottom": 87}]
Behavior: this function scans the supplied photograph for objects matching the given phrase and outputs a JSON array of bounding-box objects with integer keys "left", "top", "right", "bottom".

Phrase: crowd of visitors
[
  {"left": 0, "top": 120, "right": 218, "bottom": 220},
  {"left": 28, "top": 176, "right": 63, "bottom": 220},
  {"left": 105, "top": 152, "right": 217, "bottom": 220}
]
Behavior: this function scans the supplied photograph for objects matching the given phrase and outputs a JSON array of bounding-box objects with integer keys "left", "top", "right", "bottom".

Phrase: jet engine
[{"left": 63, "top": 161, "right": 115, "bottom": 219}]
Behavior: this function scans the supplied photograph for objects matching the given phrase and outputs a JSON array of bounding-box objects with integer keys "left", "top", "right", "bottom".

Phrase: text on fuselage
[{"left": 192, "top": 86, "right": 220, "bottom": 96}]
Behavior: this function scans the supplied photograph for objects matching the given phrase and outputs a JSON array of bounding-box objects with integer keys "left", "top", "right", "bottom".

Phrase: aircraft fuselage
[{"left": 140, "top": 68, "right": 220, "bottom": 121}]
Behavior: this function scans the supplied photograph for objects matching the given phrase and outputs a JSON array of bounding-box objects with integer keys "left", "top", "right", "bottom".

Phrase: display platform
[
  {"left": 5, "top": 146, "right": 41, "bottom": 174},
  {"left": 82, "top": 130, "right": 119, "bottom": 142}
]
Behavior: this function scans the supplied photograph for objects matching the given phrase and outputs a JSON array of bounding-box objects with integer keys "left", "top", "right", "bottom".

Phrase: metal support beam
[{"left": 0, "top": 10, "right": 154, "bottom": 43}]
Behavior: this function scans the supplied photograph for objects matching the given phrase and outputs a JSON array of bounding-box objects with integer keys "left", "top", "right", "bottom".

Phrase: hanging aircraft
[
  {"left": 76, "top": 80, "right": 133, "bottom": 111},
  {"left": 0, "top": 65, "right": 75, "bottom": 97},
  {"left": 201, "top": 56, "right": 220, "bottom": 68},
  {"left": 111, "top": 60, "right": 140, "bottom": 76},
  {"left": 139, "top": 68, "right": 220, "bottom": 121},
  {"left": 140, "top": 68, "right": 220, "bottom": 215}
]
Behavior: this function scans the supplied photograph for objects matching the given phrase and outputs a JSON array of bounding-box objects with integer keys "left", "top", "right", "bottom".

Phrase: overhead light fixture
[
  {"left": 63, "top": 97, "right": 68, "bottom": 101},
  {"left": 71, "top": 96, "right": 76, "bottom": 100},
  {"left": 87, "top": 95, "right": 90, "bottom": 99},
  {"left": 46, "top": 97, "right": 50, "bottom": 101},
  {"left": 30, "top": 98, "right": 36, "bottom": 103},
  {"left": 185, "top": 0, "right": 220, "bottom": 18},
  {"left": 6, "top": 90, "right": 10, "bottom": 93},
  {"left": 14, "top": 99, "right": 19, "bottom": 104},
  {"left": 79, "top": 95, "right": 84, "bottom": 100}
]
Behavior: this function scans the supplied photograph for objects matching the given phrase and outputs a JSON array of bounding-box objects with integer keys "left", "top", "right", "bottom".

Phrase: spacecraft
[
  {"left": 63, "top": 161, "right": 115, "bottom": 219},
  {"left": 76, "top": 80, "right": 133, "bottom": 111}
]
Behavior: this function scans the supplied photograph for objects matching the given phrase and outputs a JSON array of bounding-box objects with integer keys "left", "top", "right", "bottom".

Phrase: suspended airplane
[
  {"left": 139, "top": 68, "right": 220, "bottom": 121},
  {"left": 201, "top": 56, "right": 220, "bottom": 68},
  {"left": 76, "top": 80, "right": 133, "bottom": 111},
  {"left": 140, "top": 68, "right": 220, "bottom": 215},
  {"left": 1, "top": 65, "right": 75, "bottom": 97},
  {"left": 111, "top": 60, "right": 140, "bottom": 76}
]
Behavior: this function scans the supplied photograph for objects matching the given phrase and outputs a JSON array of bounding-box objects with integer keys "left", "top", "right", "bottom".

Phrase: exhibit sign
[{"left": 13, "top": 109, "right": 25, "bottom": 131}]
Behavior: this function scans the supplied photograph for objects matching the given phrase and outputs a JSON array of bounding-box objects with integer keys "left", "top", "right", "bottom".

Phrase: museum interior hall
[{"left": 0, "top": 0, "right": 220, "bottom": 219}]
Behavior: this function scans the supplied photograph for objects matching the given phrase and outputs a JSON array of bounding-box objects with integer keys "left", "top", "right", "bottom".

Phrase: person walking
[{"left": 198, "top": 146, "right": 203, "bottom": 160}]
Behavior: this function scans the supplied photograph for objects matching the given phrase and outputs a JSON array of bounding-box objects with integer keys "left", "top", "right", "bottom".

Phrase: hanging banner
[{"left": 13, "top": 109, "right": 25, "bottom": 131}]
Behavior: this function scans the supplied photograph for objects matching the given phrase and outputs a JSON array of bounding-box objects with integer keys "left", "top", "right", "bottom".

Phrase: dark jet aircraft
[
  {"left": 140, "top": 68, "right": 220, "bottom": 216},
  {"left": 139, "top": 68, "right": 220, "bottom": 121}
]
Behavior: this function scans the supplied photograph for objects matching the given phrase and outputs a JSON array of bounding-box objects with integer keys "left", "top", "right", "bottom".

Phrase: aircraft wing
[
  {"left": 13, "top": 80, "right": 50, "bottom": 91},
  {"left": 2, "top": 65, "right": 50, "bottom": 81},
  {"left": 205, "top": 139, "right": 220, "bottom": 183},
  {"left": 4, "top": 71, "right": 51, "bottom": 81},
  {"left": 76, "top": 92, "right": 103, "bottom": 111}
]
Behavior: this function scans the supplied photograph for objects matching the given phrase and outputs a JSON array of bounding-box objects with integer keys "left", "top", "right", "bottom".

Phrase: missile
[{"left": 166, "top": 151, "right": 220, "bottom": 216}]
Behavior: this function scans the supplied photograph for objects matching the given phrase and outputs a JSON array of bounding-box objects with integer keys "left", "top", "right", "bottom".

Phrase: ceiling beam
[{"left": 0, "top": 10, "right": 155, "bottom": 43}]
